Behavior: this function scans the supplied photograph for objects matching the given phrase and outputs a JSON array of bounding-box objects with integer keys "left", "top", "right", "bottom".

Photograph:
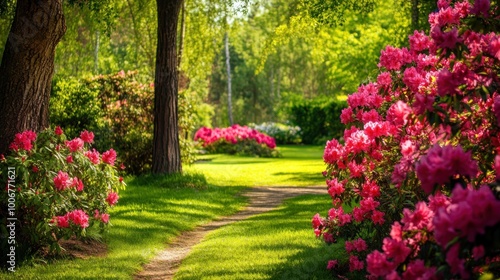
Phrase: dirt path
[{"left": 134, "top": 186, "right": 326, "bottom": 280}]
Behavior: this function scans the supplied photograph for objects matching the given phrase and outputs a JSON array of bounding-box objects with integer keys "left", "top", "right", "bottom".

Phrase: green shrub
[{"left": 290, "top": 98, "right": 346, "bottom": 144}]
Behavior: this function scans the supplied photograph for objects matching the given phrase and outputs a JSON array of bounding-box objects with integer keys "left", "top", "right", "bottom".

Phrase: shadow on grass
[{"left": 272, "top": 171, "right": 324, "bottom": 184}]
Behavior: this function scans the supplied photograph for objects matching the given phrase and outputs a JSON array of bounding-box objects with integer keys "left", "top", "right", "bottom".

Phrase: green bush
[
  {"left": 50, "top": 70, "right": 197, "bottom": 174},
  {"left": 290, "top": 98, "right": 346, "bottom": 144},
  {"left": 0, "top": 128, "right": 123, "bottom": 267}
]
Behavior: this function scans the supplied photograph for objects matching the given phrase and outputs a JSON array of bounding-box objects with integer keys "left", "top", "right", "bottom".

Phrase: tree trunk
[
  {"left": 224, "top": 32, "right": 233, "bottom": 126},
  {"left": 411, "top": 0, "right": 419, "bottom": 31},
  {"left": 0, "top": 0, "right": 66, "bottom": 156},
  {"left": 152, "top": 0, "right": 183, "bottom": 174}
]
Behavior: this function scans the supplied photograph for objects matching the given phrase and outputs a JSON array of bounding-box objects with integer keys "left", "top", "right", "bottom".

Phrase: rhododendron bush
[
  {"left": 0, "top": 127, "right": 124, "bottom": 263},
  {"left": 313, "top": 0, "right": 500, "bottom": 278},
  {"left": 194, "top": 125, "right": 280, "bottom": 157}
]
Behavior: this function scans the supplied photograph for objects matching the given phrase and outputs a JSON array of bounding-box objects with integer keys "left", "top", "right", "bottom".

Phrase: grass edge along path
[{"left": 134, "top": 187, "right": 328, "bottom": 279}]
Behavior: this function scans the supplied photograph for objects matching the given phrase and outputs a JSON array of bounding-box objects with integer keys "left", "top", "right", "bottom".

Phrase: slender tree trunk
[
  {"left": 224, "top": 32, "right": 233, "bottom": 126},
  {"left": 0, "top": 0, "right": 66, "bottom": 156},
  {"left": 411, "top": 0, "right": 419, "bottom": 31},
  {"left": 94, "top": 30, "right": 99, "bottom": 74},
  {"left": 177, "top": 1, "right": 186, "bottom": 70},
  {"left": 152, "top": 0, "right": 183, "bottom": 174}
]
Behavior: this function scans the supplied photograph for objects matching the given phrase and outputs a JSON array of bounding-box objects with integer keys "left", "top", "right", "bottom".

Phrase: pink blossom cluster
[
  {"left": 315, "top": 0, "right": 500, "bottom": 278},
  {"left": 9, "top": 130, "right": 37, "bottom": 151},
  {"left": 194, "top": 124, "right": 276, "bottom": 149},
  {"left": 54, "top": 209, "right": 89, "bottom": 229},
  {"left": 53, "top": 171, "right": 84, "bottom": 192}
]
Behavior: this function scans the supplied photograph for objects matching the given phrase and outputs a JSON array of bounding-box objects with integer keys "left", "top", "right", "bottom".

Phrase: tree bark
[
  {"left": 152, "top": 0, "right": 183, "bottom": 174},
  {"left": 411, "top": 0, "right": 419, "bottom": 31},
  {"left": 0, "top": 0, "right": 66, "bottom": 156},
  {"left": 224, "top": 32, "right": 233, "bottom": 126}
]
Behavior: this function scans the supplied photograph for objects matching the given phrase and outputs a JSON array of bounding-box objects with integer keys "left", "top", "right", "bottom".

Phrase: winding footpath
[{"left": 134, "top": 186, "right": 325, "bottom": 280}]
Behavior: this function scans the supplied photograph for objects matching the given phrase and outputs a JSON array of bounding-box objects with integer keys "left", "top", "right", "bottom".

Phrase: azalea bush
[
  {"left": 249, "top": 122, "right": 302, "bottom": 144},
  {"left": 194, "top": 125, "right": 280, "bottom": 157},
  {"left": 0, "top": 127, "right": 124, "bottom": 265},
  {"left": 313, "top": 0, "right": 500, "bottom": 278}
]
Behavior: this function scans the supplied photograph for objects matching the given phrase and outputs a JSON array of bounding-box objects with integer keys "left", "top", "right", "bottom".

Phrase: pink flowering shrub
[
  {"left": 0, "top": 127, "right": 124, "bottom": 262},
  {"left": 313, "top": 0, "right": 500, "bottom": 278},
  {"left": 194, "top": 125, "right": 280, "bottom": 157}
]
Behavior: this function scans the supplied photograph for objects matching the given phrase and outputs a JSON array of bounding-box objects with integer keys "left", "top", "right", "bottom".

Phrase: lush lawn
[
  {"left": 1, "top": 145, "right": 330, "bottom": 279},
  {"left": 0, "top": 174, "right": 247, "bottom": 279},
  {"left": 186, "top": 145, "right": 326, "bottom": 187},
  {"left": 175, "top": 194, "right": 342, "bottom": 280}
]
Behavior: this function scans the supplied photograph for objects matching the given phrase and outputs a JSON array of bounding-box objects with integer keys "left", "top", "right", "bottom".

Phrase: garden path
[{"left": 134, "top": 186, "right": 325, "bottom": 280}]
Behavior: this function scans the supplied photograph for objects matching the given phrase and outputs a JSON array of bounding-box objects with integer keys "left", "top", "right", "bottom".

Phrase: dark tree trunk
[
  {"left": 152, "top": 0, "right": 183, "bottom": 174},
  {"left": 411, "top": 0, "right": 419, "bottom": 31},
  {"left": 0, "top": 0, "right": 66, "bottom": 156}
]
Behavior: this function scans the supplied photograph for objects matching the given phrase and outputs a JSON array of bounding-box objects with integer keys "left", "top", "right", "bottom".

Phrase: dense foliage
[
  {"left": 313, "top": 0, "right": 500, "bottom": 278},
  {"left": 194, "top": 125, "right": 280, "bottom": 157},
  {"left": 290, "top": 98, "right": 346, "bottom": 145},
  {"left": 50, "top": 70, "right": 196, "bottom": 174},
  {"left": 0, "top": 128, "right": 123, "bottom": 266}
]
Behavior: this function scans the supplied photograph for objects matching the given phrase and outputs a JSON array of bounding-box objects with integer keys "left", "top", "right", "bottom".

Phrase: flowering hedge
[
  {"left": 194, "top": 125, "right": 279, "bottom": 157},
  {"left": 0, "top": 127, "right": 123, "bottom": 264},
  {"left": 313, "top": 0, "right": 500, "bottom": 279}
]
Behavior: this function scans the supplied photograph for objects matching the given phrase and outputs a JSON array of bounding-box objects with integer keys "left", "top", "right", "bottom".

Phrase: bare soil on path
[{"left": 134, "top": 186, "right": 326, "bottom": 280}]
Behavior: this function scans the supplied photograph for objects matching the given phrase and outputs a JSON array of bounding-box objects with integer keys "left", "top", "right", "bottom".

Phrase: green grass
[
  {"left": 0, "top": 174, "right": 247, "bottom": 279},
  {"left": 174, "top": 194, "right": 343, "bottom": 280},
  {"left": 186, "top": 145, "right": 326, "bottom": 187}
]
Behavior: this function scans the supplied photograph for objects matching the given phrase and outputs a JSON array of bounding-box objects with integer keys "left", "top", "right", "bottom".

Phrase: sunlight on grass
[
  {"left": 0, "top": 175, "right": 247, "bottom": 280},
  {"left": 175, "top": 194, "right": 344, "bottom": 280},
  {"left": 186, "top": 145, "right": 326, "bottom": 187}
]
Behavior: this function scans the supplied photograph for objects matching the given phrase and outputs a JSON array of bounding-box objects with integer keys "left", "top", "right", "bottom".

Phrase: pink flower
[
  {"left": 390, "top": 222, "right": 403, "bottom": 242},
  {"left": 66, "top": 138, "right": 84, "bottom": 152},
  {"left": 400, "top": 140, "right": 416, "bottom": 158},
  {"left": 472, "top": 245, "right": 485, "bottom": 261},
  {"left": 386, "top": 101, "right": 411, "bottom": 127},
  {"left": 403, "top": 259, "right": 437, "bottom": 280},
  {"left": 371, "top": 210, "right": 385, "bottom": 225},
  {"left": 349, "top": 255, "right": 364, "bottom": 271},
  {"left": 401, "top": 202, "right": 434, "bottom": 231},
  {"left": 378, "top": 46, "right": 412, "bottom": 71},
  {"left": 67, "top": 209, "right": 89, "bottom": 228},
  {"left": 326, "top": 260, "right": 338, "bottom": 270},
  {"left": 56, "top": 215, "right": 70, "bottom": 228},
  {"left": 323, "top": 232, "right": 335, "bottom": 243},
  {"left": 489, "top": 35, "right": 500, "bottom": 60},
  {"left": 327, "top": 178, "right": 345, "bottom": 198},
  {"left": 360, "top": 197, "right": 380, "bottom": 212},
  {"left": 409, "top": 30, "right": 431, "bottom": 53},
  {"left": 366, "top": 250, "right": 395, "bottom": 277},
  {"left": 66, "top": 155, "right": 73, "bottom": 163},
  {"left": 312, "top": 213, "right": 324, "bottom": 229},
  {"left": 84, "top": 149, "right": 100, "bottom": 165},
  {"left": 382, "top": 238, "right": 411, "bottom": 264},
  {"left": 100, "top": 213, "right": 110, "bottom": 224},
  {"left": 437, "top": 68, "right": 461, "bottom": 96},
  {"left": 53, "top": 171, "right": 71, "bottom": 191},
  {"left": 71, "top": 177, "right": 84, "bottom": 191},
  {"left": 446, "top": 244, "right": 470, "bottom": 279},
  {"left": 9, "top": 130, "right": 37, "bottom": 151},
  {"left": 340, "top": 107, "right": 354, "bottom": 124},
  {"left": 470, "top": 0, "right": 490, "bottom": 18},
  {"left": 102, "top": 149, "right": 117, "bottom": 165},
  {"left": 361, "top": 180, "right": 380, "bottom": 198},
  {"left": 80, "top": 130, "right": 94, "bottom": 144},
  {"left": 416, "top": 145, "right": 478, "bottom": 194},
  {"left": 106, "top": 192, "right": 119, "bottom": 206},
  {"left": 353, "top": 238, "right": 367, "bottom": 252},
  {"left": 54, "top": 126, "right": 63, "bottom": 136}
]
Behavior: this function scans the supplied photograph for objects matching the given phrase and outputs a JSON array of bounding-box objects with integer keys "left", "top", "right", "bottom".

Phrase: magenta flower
[
  {"left": 9, "top": 130, "right": 37, "bottom": 151},
  {"left": 366, "top": 250, "right": 395, "bottom": 277},
  {"left": 106, "top": 191, "right": 119, "bottom": 206},
  {"left": 66, "top": 138, "right": 84, "bottom": 152},
  {"left": 53, "top": 171, "right": 71, "bottom": 191},
  {"left": 84, "top": 149, "right": 100, "bottom": 165},
  {"left": 67, "top": 210, "right": 89, "bottom": 228},
  {"left": 54, "top": 126, "right": 63, "bottom": 136},
  {"left": 102, "top": 149, "right": 117, "bottom": 165},
  {"left": 80, "top": 130, "right": 94, "bottom": 144}
]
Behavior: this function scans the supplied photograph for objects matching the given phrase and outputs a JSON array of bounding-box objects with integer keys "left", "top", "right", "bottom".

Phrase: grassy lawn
[
  {"left": 186, "top": 145, "right": 326, "bottom": 187},
  {"left": 175, "top": 194, "right": 342, "bottom": 280},
  {"left": 0, "top": 175, "right": 247, "bottom": 280},
  {"left": 1, "top": 145, "right": 330, "bottom": 279}
]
